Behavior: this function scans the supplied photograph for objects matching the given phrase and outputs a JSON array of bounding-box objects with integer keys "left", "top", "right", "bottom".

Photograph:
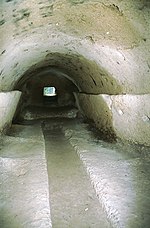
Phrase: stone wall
[
  {"left": 76, "top": 93, "right": 150, "bottom": 146},
  {"left": 0, "top": 91, "right": 21, "bottom": 134}
]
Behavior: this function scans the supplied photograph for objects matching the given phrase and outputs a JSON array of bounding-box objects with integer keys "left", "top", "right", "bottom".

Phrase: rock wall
[
  {"left": 0, "top": 91, "right": 21, "bottom": 134},
  {"left": 76, "top": 93, "right": 150, "bottom": 146}
]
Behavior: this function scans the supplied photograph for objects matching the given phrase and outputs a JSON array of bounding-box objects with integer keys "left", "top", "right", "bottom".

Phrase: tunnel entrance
[
  {"left": 13, "top": 67, "right": 80, "bottom": 122},
  {"left": 12, "top": 53, "right": 120, "bottom": 139}
]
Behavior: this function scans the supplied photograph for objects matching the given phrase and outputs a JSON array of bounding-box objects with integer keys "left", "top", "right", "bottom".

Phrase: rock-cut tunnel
[{"left": 0, "top": 0, "right": 150, "bottom": 228}]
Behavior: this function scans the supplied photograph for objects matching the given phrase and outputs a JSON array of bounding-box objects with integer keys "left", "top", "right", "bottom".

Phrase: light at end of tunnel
[{"left": 43, "top": 87, "right": 56, "bottom": 97}]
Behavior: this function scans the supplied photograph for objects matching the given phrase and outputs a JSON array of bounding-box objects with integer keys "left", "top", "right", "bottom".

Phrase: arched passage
[
  {"left": 0, "top": 1, "right": 150, "bottom": 227},
  {"left": 14, "top": 66, "right": 80, "bottom": 121},
  {"left": 0, "top": 0, "right": 149, "bottom": 145},
  {"left": 7, "top": 49, "right": 122, "bottom": 139}
]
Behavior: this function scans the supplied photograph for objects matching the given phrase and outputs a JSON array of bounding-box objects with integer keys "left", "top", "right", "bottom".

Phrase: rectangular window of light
[{"left": 43, "top": 87, "right": 56, "bottom": 96}]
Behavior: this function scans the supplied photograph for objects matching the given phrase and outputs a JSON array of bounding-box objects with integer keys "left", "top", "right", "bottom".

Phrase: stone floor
[
  {"left": 0, "top": 118, "right": 150, "bottom": 228},
  {"left": 0, "top": 123, "right": 51, "bottom": 228},
  {"left": 43, "top": 126, "right": 110, "bottom": 228}
]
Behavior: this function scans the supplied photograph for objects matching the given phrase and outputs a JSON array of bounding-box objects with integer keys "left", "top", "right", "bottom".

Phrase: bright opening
[{"left": 43, "top": 87, "right": 57, "bottom": 97}]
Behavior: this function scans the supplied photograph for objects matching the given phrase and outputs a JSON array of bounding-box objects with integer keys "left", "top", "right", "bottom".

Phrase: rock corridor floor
[{"left": 0, "top": 118, "right": 150, "bottom": 228}]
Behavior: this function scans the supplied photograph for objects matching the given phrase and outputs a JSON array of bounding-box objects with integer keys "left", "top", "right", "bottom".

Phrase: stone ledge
[
  {"left": 76, "top": 93, "right": 150, "bottom": 146},
  {"left": 0, "top": 91, "right": 21, "bottom": 134}
]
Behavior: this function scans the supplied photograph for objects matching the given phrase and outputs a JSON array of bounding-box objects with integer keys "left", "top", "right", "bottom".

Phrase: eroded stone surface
[
  {"left": 76, "top": 93, "right": 150, "bottom": 146},
  {"left": 0, "top": 118, "right": 150, "bottom": 228},
  {"left": 0, "top": 91, "right": 21, "bottom": 134},
  {"left": 0, "top": 123, "right": 52, "bottom": 228},
  {"left": 62, "top": 118, "right": 150, "bottom": 228},
  {"left": 43, "top": 123, "right": 110, "bottom": 228}
]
